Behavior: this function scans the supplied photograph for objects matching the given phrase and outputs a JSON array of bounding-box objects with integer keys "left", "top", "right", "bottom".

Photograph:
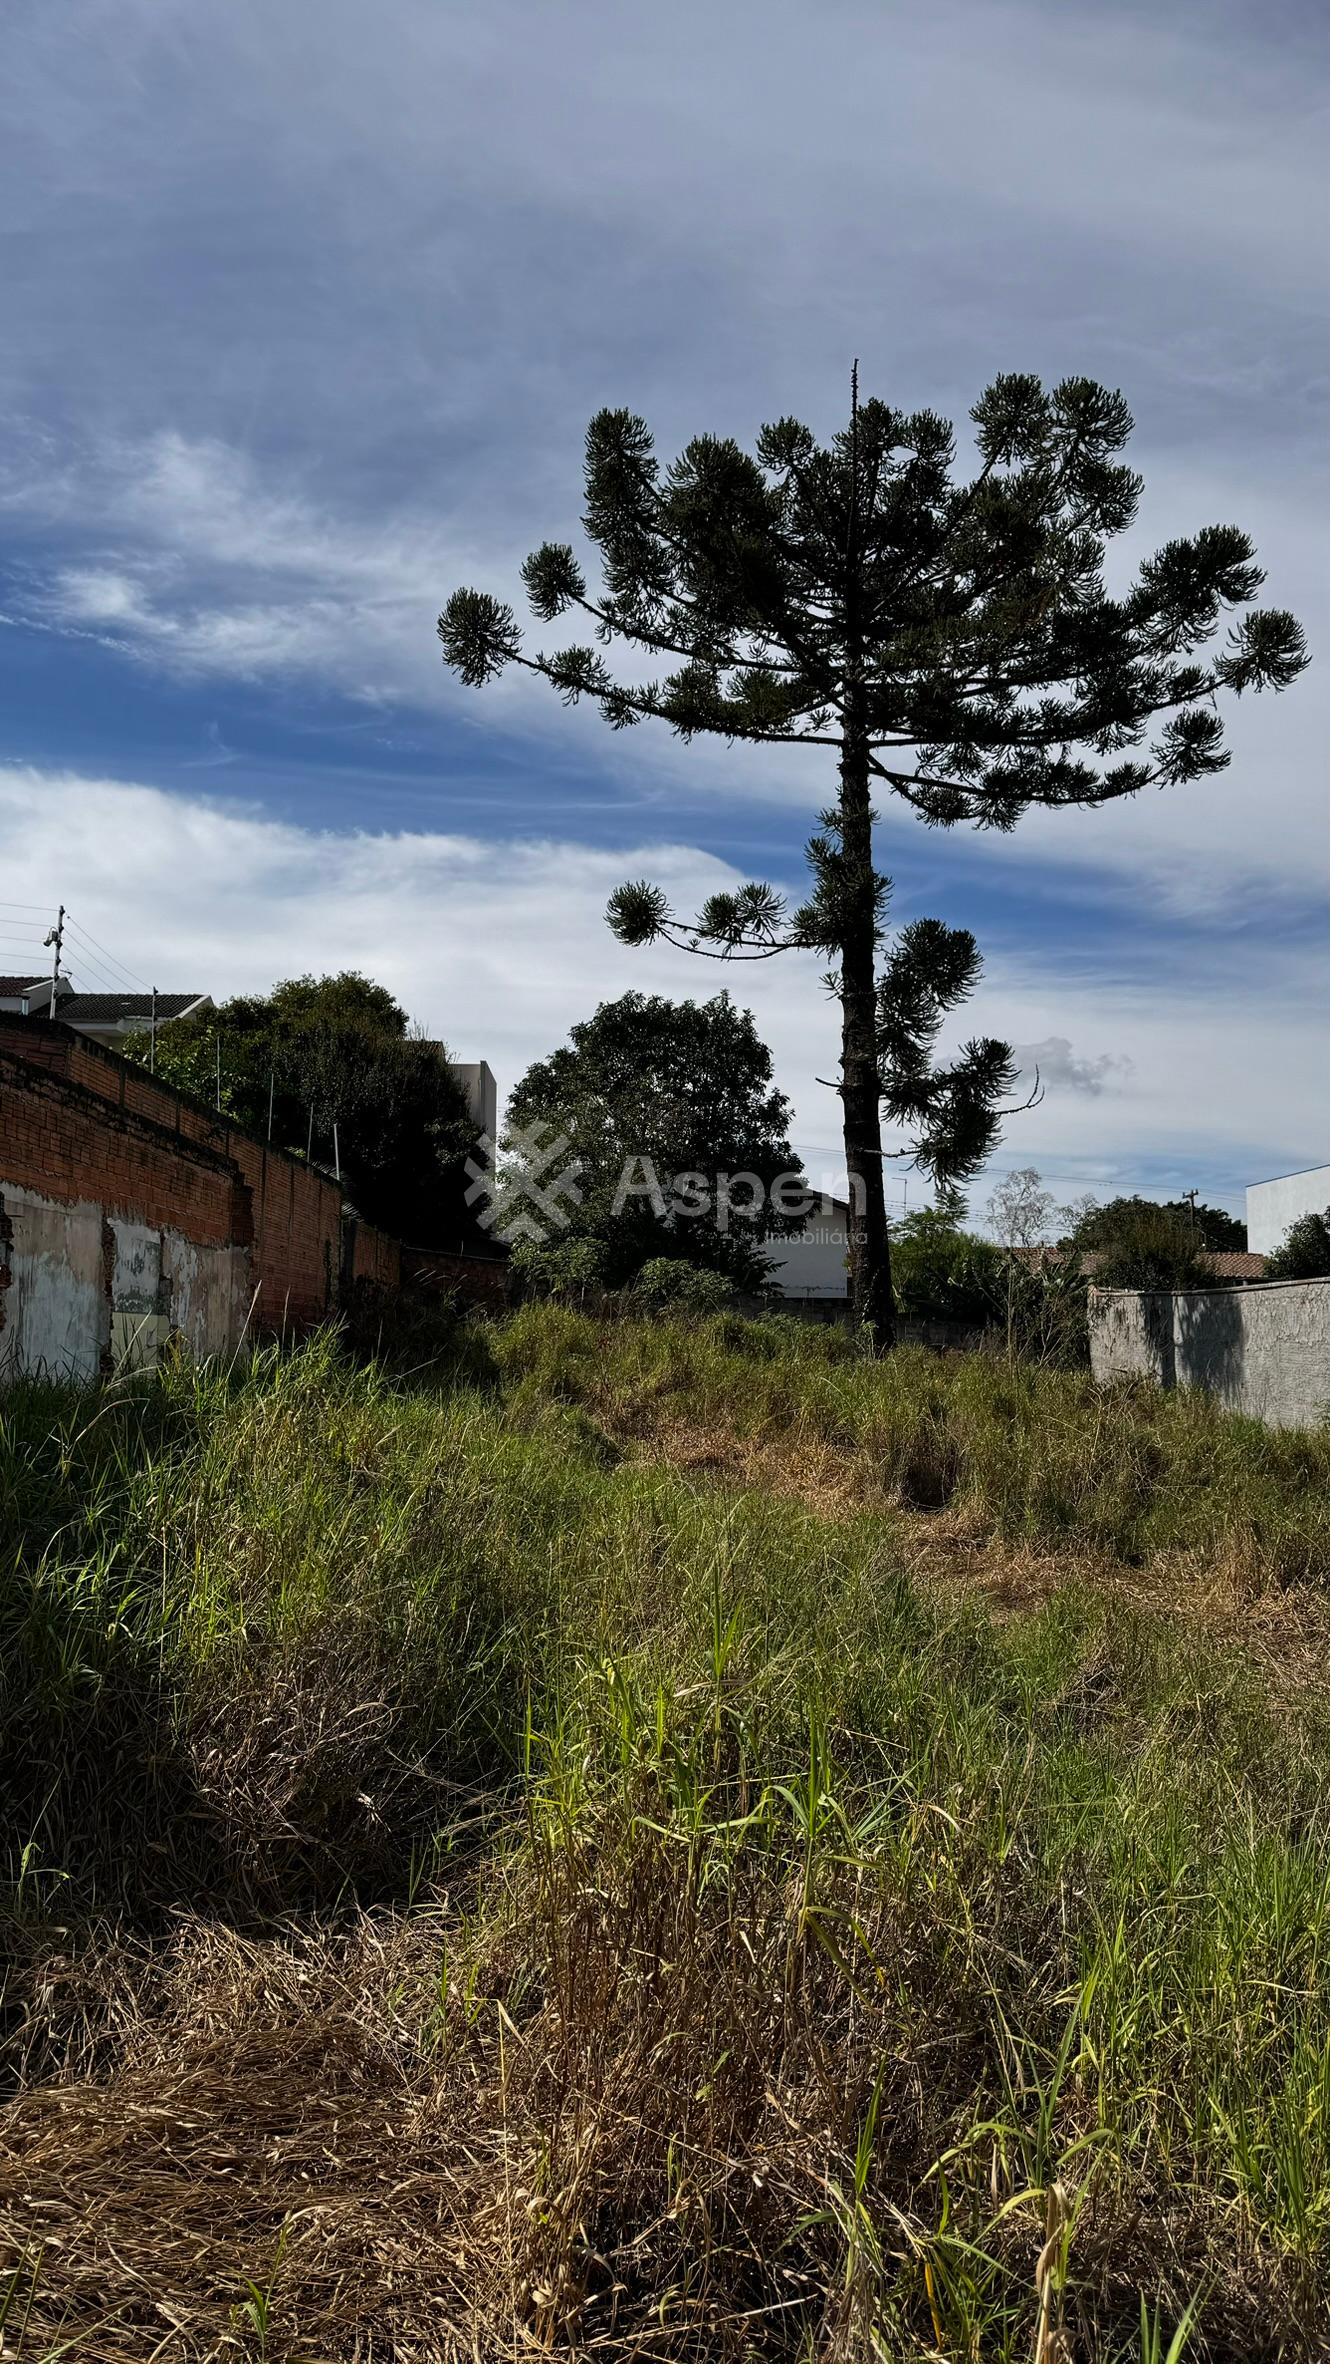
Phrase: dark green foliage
[
  {"left": 631, "top": 1257, "right": 736, "bottom": 1315},
  {"left": 1074, "top": 1200, "right": 1211, "bottom": 1291},
  {"left": 125, "top": 972, "right": 480, "bottom": 1244},
  {"left": 889, "top": 1209, "right": 1002, "bottom": 1328},
  {"left": 509, "top": 1236, "right": 609, "bottom": 1301},
  {"left": 506, "top": 991, "right": 804, "bottom": 1289},
  {"left": 1265, "top": 1207, "right": 1330, "bottom": 1280},
  {"left": 1071, "top": 1194, "right": 1246, "bottom": 1255},
  {"left": 441, "top": 376, "right": 1306, "bottom": 1341},
  {"left": 440, "top": 375, "right": 1305, "bottom": 814}
]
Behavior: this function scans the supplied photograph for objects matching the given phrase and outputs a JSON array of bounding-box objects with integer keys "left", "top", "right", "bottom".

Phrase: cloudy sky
[{"left": 2, "top": 0, "right": 1325, "bottom": 1216}]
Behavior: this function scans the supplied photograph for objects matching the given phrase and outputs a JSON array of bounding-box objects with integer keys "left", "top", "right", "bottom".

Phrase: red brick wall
[
  {"left": 0, "top": 1017, "right": 340, "bottom": 1333},
  {"left": 0, "top": 1051, "right": 246, "bottom": 1246},
  {"left": 401, "top": 1246, "right": 509, "bottom": 1311},
  {"left": 0, "top": 1019, "right": 511, "bottom": 1339},
  {"left": 350, "top": 1221, "right": 402, "bottom": 1291}
]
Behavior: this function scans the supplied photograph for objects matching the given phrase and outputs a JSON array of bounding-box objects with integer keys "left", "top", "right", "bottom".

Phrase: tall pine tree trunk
[{"left": 839, "top": 709, "right": 895, "bottom": 1349}]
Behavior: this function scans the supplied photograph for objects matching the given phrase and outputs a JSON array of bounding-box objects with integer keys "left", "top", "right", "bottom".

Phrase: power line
[
  {"left": 61, "top": 913, "right": 151, "bottom": 992},
  {"left": 59, "top": 944, "right": 136, "bottom": 995}
]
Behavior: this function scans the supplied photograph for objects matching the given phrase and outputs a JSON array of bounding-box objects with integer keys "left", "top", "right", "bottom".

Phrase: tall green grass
[
  {"left": 1, "top": 1320, "right": 1328, "bottom": 2355},
  {"left": 496, "top": 1301, "right": 1330, "bottom": 1581}
]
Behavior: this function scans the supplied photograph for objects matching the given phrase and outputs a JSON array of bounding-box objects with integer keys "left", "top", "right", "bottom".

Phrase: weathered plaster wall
[
  {"left": 0, "top": 1016, "right": 339, "bottom": 1334},
  {"left": 162, "top": 1231, "right": 252, "bottom": 1361},
  {"left": 401, "top": 1245, "right": 509, "bottom": 1311},
  {"left": 0, "top": 1186, "right": 107, "bottom": 1381},
  {"left": 1089, "top": 1279, "right": 1330, "bottom": 1429},
  {"left": 0, "top": 1188, "right": 253, "bottom": 1380}
]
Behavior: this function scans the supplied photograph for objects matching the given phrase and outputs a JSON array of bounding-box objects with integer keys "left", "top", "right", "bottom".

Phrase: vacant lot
[{"left": 2, "top": 1308, "right": 1328, "bottom": 2359}]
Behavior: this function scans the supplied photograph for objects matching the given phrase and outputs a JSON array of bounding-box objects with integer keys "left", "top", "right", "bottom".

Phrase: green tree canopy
[
  {"left": 890, "top": 1208, "right": 1002, "bottom": 1330},
  {"left": 1264, "top": 1208, "right": 1330, "bottom": 1281},
  {"left": 504, "top": 991, "right": 805, "bottom": 1289},
  {"left": 1067, "top": 1194, "right": 1245, "bottom": 1253},
  {"left": 1066, "top": 1198, "right": 1210, "bottom": 1291},
  {"left": 440, "top": 371, "right": 1305, "bottom": 1346},
  {"left": 125, "top": 973, "right": 480, "bottom": 1244}
]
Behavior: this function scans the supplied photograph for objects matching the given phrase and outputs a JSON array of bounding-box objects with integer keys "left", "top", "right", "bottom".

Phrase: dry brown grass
[
  {"left": 6, "top": 1860, "right": 1315, "bottom": 2364},
  {"left": 4, "top": 1332, "right": 1330, "bottom": 2360},
  {"left": 587, "top": 1388, "right": 1330, "bottom": 1703}
]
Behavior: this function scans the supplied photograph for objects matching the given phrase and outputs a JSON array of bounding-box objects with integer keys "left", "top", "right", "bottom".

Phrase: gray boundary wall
[{"left": 1089, "top": 1278, "right": 1330, "bottom": 1429}]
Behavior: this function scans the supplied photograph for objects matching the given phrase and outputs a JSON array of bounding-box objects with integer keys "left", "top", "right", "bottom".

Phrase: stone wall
[{"left": 1089, "top": 1279, "right": 1330, "bottom": 1429}]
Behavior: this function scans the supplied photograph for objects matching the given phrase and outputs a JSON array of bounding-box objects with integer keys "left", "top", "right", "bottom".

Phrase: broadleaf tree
[
  {"left": 505, "top": 990, "right": 804, "bottom": 1290},
  {"left": 439, "top": 372, "right": 1306, "bottom": 1345},
  {"left": 125, "top": 974, "right": 481, "bottom": 1244}
]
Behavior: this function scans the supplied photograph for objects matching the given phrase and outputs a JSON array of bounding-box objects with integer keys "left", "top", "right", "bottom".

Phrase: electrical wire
[
  {"left": 62, "top": 946, "right": 139, "bottom": 996},
  {"left": 62, "top": 913, "right": 151, "bottom": 992}
]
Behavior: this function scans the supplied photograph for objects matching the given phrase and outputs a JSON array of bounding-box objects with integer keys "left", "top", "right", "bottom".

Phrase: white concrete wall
[
  {"left": 1, "top": 1188, "right": 251, "bottom": 1382},
  {"left": 1246, "top": 1165, "right": 1330, "bottom": 1256},
  {"left": 764, "top": 1196, "right": 850, "bottom": 1299},
  {"left": 1090, "top": 1278, "right": 1330, "bottom": 1429}
]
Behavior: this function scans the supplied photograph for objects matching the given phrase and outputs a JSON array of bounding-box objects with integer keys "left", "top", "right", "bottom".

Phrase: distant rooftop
[{"left": 58, "top": 992, "right": 207, "bottom": 1024}]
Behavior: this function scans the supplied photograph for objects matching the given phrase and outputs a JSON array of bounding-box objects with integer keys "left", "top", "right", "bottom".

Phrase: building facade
[{"left": 1246, "top": 1164, "right": 1330, "bottom": 1256}]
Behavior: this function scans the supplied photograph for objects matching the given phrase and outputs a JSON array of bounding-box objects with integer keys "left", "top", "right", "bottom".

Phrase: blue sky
[{"left": 1, "top": 0, "right": 1325, "bottom": 1216}]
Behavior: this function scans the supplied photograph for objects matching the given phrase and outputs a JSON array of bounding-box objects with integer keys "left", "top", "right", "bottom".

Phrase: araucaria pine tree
[{"left": 439, "top": 371, "right": 1307, "bottom": 1345}]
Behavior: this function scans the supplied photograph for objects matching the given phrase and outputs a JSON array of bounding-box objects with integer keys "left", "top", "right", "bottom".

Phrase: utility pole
[
  {"left": 332, "top": 1120, "right": 341, "bottom": 1183},
  {"left": 149, "top": 985, "right": 158, "bottom": 1075},
  {"left": 215, "top": 1032, "right": 222, "bottom": 1114},
  {"left": 43, "top": 903, "right": 65, "bottom": 1018},
  {"left": 1184, "top": 1187, "right": 1198, "bottom": 1238},
  {"left": 267, "top": 1070, "right": 275, "bottom": 1141}
]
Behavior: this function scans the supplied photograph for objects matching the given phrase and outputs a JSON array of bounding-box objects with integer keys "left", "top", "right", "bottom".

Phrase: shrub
[
  {"left": 509, "top": 1235, "right": 609, "bottom": 1300},
  {"left": 632, "top": 1257, "right": 736, "bottom": 1314},
  {"left": 890, "top": 1208, "right": 1002, "bottom": 1328},
  {"left": 1066, "top": 1197, "right": 1210, "bottom": 1289}
]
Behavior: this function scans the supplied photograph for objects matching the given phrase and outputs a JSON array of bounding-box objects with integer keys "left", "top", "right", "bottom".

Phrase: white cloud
[
  {"left": 2, "top": 767, "right": 1322, "bottom": 1216},
  {"left": 1011, "top": 1037, "right": 1133, "bottom": 1097}
]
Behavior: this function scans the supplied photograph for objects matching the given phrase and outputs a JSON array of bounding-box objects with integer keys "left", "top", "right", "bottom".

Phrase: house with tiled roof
[
  {"left": 54, "top": 990, "right": 213, "bottom": 1045},
  {"left": 0, "top": 973, "right": 65, "bottom": 1016},
  {"left": 1013, "top": 1244, "right": 1267, "bottom": 1282},
  {"left": 0, "top": 973, "right": 212, "bottom": 1044}
]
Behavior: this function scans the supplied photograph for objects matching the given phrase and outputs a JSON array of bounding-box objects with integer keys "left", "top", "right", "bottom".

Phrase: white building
[
  {"left": 1247, "top": 1164, "right": 1330, "bottom": 1256},
  {"left": 452, "top": 1060, "right": 499, "bottom": 1143},
  {"left": 763, "top": 1193, "right": 850, "bottom": 1302}
]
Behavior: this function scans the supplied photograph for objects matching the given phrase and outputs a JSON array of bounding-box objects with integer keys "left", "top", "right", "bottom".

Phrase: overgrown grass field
[{"left": 2, "top": 1308, "right": 1329, "bottom": 2359}]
